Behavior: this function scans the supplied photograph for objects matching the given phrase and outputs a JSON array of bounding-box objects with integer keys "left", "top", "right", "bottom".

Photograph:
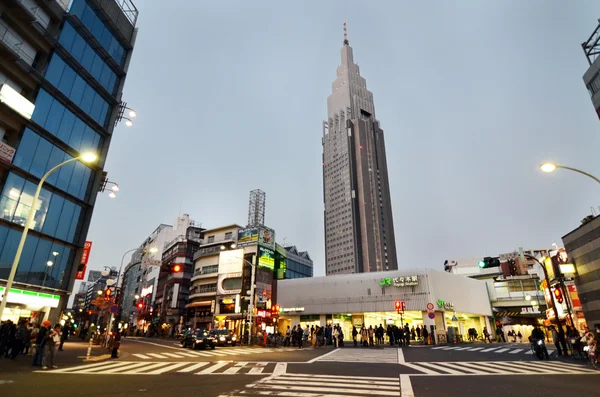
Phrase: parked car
[
  {"left": 210, "top": 329, "right": 238, "bottom": 347},
  {"left": 182, "top": 329, "right": 216, "bottom": 350}
]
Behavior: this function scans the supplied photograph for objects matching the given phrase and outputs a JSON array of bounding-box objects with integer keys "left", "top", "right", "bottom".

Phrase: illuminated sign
[
  {"left": 258, "top": 247, "right": 275, "bottom": 269},
  {"left": 559, "top": 264, "right": 575, "bottom": 274},
  {"left": 0, "top": 83, "right": 35, "bottom": 119},
  {"left": 258, "top": 227, "right": 275, "bottom": 249},
  {"left": 437, "top": 299, "right": 454, "bottom": 310},
  {"left": 544, "top": 256, "right": 555, "bottom": 280},
  {"left": 218, "top": 249, "right": 244, "bottom": 274},
  {"left": 140, "top": 285, "right": 153, "bottom": 298},
  {"left": 380, "top": 276, "right": 418, "bottom": 287},
  {"left": 280, "top": 307, "right": 305, "bottom": 313},
  {"left": 0, "top": 286, "right": 60, "bottom": 308},
  {"left": 221, "top": 298, "right": 234, "bottom": 304},
  {"left": 238, "top": 227, "right": 258, "bottom": 247}
]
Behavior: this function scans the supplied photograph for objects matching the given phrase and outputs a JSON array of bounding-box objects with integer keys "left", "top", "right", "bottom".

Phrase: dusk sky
[{"left": 85, "top": 1, "right": 600, "bottom": 277}]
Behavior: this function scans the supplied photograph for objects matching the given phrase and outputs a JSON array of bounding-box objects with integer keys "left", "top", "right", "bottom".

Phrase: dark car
[
  {"left": 210, "top": 329, "right": 238, "bottom": 347},
  {"left": 182, "top": 329, "right": 216, "bottom": 350}
]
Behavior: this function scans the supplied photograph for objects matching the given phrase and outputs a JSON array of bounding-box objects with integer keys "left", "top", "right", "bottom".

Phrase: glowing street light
[
  {"left": 540, "top": 163, "right": 556, "bottom": 173},
  {"left": 539, "top": 162, "right": 600, "bottom": 184},
  {"left": 46, "top": 260, "right": 53, "bottom": 267}
]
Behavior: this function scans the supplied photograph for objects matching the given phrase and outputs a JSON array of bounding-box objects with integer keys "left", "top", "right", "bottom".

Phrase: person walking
[
  {"left": 11, "top": 320, "right": 30, "bottom": 359},
  {"left": 411, "top": 326, "right": 416, "bottom": 341},
  {"left": 284, "top": 326, "right": 291, "bottom": 347},
  {"left": 333, "top": 325, "right": 340, "bottom": 348},
  {"left": 360, "top": 325, "right": 369, "bottom": 347},
  {"left": 496, "top": 325, "right": 505, "bottom": 343},
  {"left": 297, "top": 325, "right": 304, "bottom": 348},
  {"left": 368, "top": 325, "right": 374, "bottom": 346},
  {"left": 33, "top": 321, "right": 50, "bottom": 367},
  {"left": 111, "top": 329, "right": 121, "bottom": 358},
  {"left": 58, "top": 322, "right": 70, "bottom": 351},
  {"left": 404, "top": 324, "right": 411, "bottom": 346},
  {"left": 422, "top": 325, "right": 429, "bottom": 345},
  {"left": 483, "top": 327, "right": 491, "bottom": 343},
  {"left": 416, "top": 325, "right": 421, "bottom": 342},
  {"left": 43, "top": 324, "right": 61, "bottom": 370},
  {"left": 352, "top": 326, "right": 358, "bottom": 347},
  {"left": 517, "top": 331, "right": 523, "bottom": 343},
  {"left": 377, "top": 324, "right": 384, "bottom": 345},
  {"left": 550, "top": 326, "right": 563, "bottom": 356},
  {"left": 291, "top": 325, "right": 297, "bottom": 347}
]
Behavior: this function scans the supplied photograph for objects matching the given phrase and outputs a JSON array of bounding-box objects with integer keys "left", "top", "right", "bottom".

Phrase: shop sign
[
  {"left": 0, "top": 83, "right": 35, "bottom": 119},
  {"left": 257, "top": 310, "right": 272, "bottom": 318},
  {"left": 437, "top": 299, "right": 454, "bottom": 310},
  {"left": 140, "top": 285, "right": 153, "bottom": 298},
  {"left": 0, "top": 286, "right": 60, "bottom": 308},
  {"left": 0, "top": 141, "right": 15, "bottom": 164},
  {"left": 546, "top": 308, "right": 556, "bottom": 320},
  {"left": 258, "top": 247, "right": 275, "bottom": 270},
  {"left": 258, "top": 227, "right": 275, "bottom": 249},
  {"left": 521, "top": 307, "right": 541, "bottom": 314},
  {"left": 280, "top": 307, "right": 305, "bottom": 313},
  {"left": 380, "top": 276, "right": 419, "bottom": 287},
  {"left": 218, "top": 249, "right": 244, "bottom": 274},
  {"left": 238, "top": 227, "right": 258, "bottom": 247}
]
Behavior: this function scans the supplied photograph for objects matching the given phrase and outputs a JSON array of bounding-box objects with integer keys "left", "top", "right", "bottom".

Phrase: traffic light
[
  {"left": 553, "top": 287, "right": 564, "bottom": 304},
  {"left": 105, "top": 288, "right": 113, "bottom": 300},
  {"left": 172, "top": 264, "right": 182, "bottom": 273},
  {"left": 136, "top": 302, "right": 144, "bottom": 310},
  {"left": 271, "top": 305, "right": 280, "bottom": 316},
  {"left": 478, "top": 257, "right": 500, "bottom": 269}
]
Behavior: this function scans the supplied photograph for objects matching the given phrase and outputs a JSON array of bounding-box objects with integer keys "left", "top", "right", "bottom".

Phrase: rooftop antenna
[{"left": 343, "top": 22, "right": 349, "bottom": 45}]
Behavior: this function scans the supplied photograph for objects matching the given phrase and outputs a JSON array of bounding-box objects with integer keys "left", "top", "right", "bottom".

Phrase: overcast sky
[{"left": 85, "top": 0, "right": 600, "bottom": 278}]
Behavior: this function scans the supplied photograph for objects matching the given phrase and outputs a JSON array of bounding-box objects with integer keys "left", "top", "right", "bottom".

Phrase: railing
[
  {"left": 204, "top": 235, "right": 236, "bottom": 245},
  {"left": 164, "top": 235, "right": 203, "bottom": 250},
  {"left": 194, "top": 245, "right": 225, "bottom": 260},
  {"left": 16, "top": 0, "right": 51, "bottom": 29},
  {"left": 111, "top": 0, "right": 139, "bottom": 27},
  {"left": 194, "top": 267, "right": 218, "bottom": 277},
  {"left": 0, "top": 20, "right": 35, "bottom": 65}
]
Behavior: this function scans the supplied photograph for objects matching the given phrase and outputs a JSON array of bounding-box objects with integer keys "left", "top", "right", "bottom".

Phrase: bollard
[{"left": 85, "top": 334, "right": 93, "bottom": 360}]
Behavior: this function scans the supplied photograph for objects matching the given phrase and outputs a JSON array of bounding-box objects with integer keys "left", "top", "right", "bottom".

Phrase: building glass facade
[{"left": 0, "top": 0, "right": 138, "bottom": 322}]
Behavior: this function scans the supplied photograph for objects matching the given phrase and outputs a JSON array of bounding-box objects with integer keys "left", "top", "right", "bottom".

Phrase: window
[
  {"left": 44, "top": 54, "right": 111, "bottom": 126},
  {"left": 0, "top": 172, "right": 83, "bottom": 243},
  {"left": 32, "top": 90, "right": 102, "bottom": 153},
  {"left": 225, "top": 232, "right": 233, "bottom": 240},
  {"left": 12, "top": 129, "right": 92, "bottom": 200},
  {"left": 201, "top": 264, "right": 218, "bottom": 275},
  {"left": 68, "top": 0, "right": 126, "bottom": 65},
  {"left": 207, "top": 235, "right": 215, "bottom": 243},
  {"left": 198, "top": 283, "right": 217, "bottom": 294}
]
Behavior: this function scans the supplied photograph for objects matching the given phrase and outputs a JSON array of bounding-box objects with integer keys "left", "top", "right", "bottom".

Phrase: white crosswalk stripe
[
  {"left": 403, "top": 361, "right": 599, "bottom": 376},
  {"left": 129, "top": 347, "right": 297, "bottom": 360},
  {"left": 314, "top": 347, "right": 400, "bottom": 363},
  {"left": 218, "top": 373, "right": 401, "bottom": 396},
  {"left": 431, "top": 345, "right": 556, "bottom": 356},
  {"left": 38, "top": 361, "right": 276, "bottom": 376}
]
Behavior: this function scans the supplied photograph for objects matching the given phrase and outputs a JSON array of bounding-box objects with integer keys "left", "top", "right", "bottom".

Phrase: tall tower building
[
  {"left": 322, "top": 24, "right": 398, "bottom": 275},
  {"left": 0, "top": 0, "right": 138, "bottom": 323},
  {"left": 582, "top": 19, "right": 600, "bottom": 119}
]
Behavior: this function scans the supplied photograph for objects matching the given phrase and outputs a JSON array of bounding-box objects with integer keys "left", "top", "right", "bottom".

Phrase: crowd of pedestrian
[{"left": 1, "top": 319, "right": 71, "bottom": 370}]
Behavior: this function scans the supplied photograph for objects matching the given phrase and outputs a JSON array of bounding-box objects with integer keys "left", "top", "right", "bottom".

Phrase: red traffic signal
[
  {"left": 136, "top": 302, "right": 144, "bottom": 310},
  {"left": 395, "top": 301, "right": 401, "bottom": 310},
  {"left": 172, "top": 264, "right": 182, "bottom": 273},
  {"left": 105, "top": 288, "right": 112, "bottom": 298},
  {"left": 553, "top": 288, "right": 564, "bottom": 304}
]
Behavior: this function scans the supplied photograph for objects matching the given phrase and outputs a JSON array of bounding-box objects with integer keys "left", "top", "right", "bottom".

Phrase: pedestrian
[
  {"left": 404, "top": 324, "right": 410, "bottom": 346},
  {"left": 422, "top": 326, "right": 429, "bottom": 345},
  {"left": 496, "top": 325, "right": 505, "bottom": 343},
  {"left": 338, "top": 326, "right": 344, "bottom": 347},
  {"left": 297, "top": 325, "right": 304, "bottom": 348},
  {"left": 11, "top": 320, "right": 29, "bottom": 359},
  {"left": 111, "top": 329, "right": 121, "bottom": 358},
  {"left": 291, "top": 325, "right": 297, "bottom": 346},
  {"left": 33, "top": 321, "right": 50, "bottom": 367},
  {"left": 333, "top": 325, "right": 340, "bottom": 347},
  {"left": 411, "top": 326, "right": 416, "bottom": 341},
  {"left": 325, "top": 325, "right": 332, "bottom": 345},
  {"left": 304, "top": 325, "right": 310, "bottom": 344},
  {"left": 377, "top": 324, "right": 384, "bottom": 345},
  {"left": 483, "top": 327, "right": 490, "bottom": 343},
  {"left": 58, "top": 322, "right": 70, "bottom": 351},
  {"left": 517, "top": 331, "right": 522, "bottom": 343},
  {"left": 43, "top": 324, "right": 61, "bottom": 370},
  {"left": 352, "top": 326, "right": 358, "bottom": 347},
  {"left": 368, "top": 325, "right": 374, "bottom": 346},
  {"left": 550, "top": 326, "right": 563, "bottom": 356},
  {"left": 416, "top": 325, "right": 421, "bottom": 341},
  {"left": 360, "top": 325, "right": 369, "bottom": 347},
  {"left": 284, "top": 326, "right": 291, "bottom": 347},
  {"left": 387, "top": 325, "right": 394, "bottom": 346},
  {"left": 395, "top": 326, "right": 403, "bottom": 346}
]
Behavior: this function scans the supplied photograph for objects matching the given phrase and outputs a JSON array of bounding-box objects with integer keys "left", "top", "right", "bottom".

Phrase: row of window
[
  {"left": 45, "top": 54, "right": 110, "bottom": 126},
  {"left": 68, "top": 0, "right": 126, "bottom": 66},
  {"left": 0, "top": 172, "right": 82, "bottom": 244},
  {"left": 13, "top": 129, "right": 92, "bottom": 200},
  {"left": 0, "top": 224, "right": 73, "bottom": 290},
  {"left": 59, "top": 21, "right": 119, "bottom": 94},
  {"left": 32, "top": 90, "right": 102, "bottom": 154}
]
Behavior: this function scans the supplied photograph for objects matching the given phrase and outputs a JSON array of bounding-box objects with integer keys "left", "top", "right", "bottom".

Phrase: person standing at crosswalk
[
  {"left": 360, "top": 325, "right": 368, "bottom": 347},
  {"left": 352, "top": 326, "right": 358, "bottom": 347},
  {"left": 296, "top": 326, "right": 303, "bottom": 348},
  {"left": 284, "top": 326, "right": 291, "bottom": 347}
]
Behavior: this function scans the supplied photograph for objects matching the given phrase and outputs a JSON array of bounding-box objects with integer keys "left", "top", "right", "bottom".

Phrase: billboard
[
  {"left": 258, "top": 247, "right": 275, "bottom": 270},
  {"left": 238, "top": 227, "right": 258, "bottom": 247},
  {"left": 75, "top": 241, "right": 93, "bottom": 280},
  {"left": 218, "top": 249, "right": 244, "bottom": 274},
  {"left": 258, "top": 227, "right": 275, "bottom": 249}
]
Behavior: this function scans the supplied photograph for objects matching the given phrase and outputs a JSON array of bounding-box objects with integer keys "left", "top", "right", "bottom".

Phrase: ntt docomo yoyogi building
[{"left": 276, "top": 268, "right": 493, "bottom": 343}]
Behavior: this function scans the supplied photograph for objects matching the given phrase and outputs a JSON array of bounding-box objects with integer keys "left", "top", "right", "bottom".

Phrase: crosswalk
[
  {"left": 313, "top": 347, "right": 400, "bottom": 363},
  {"left": 430, "top": 345, "right": 555, "bottom": 356},
  {"left": 130, "top": 347, "right": 297, "bottom": 360},
  {"left": 218, "top": 373, "right": 401, "bottom": 396},
  {"left": 38, "top": 361, "right": 276, "bottom": 376},
  {"left": 403, "top": 360, "right": 598, "bottom": 376}
]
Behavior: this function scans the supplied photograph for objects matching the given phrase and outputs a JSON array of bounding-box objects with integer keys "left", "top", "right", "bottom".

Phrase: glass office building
[{"left": 0, "top": 0, "right": 138, "bottom": 323}]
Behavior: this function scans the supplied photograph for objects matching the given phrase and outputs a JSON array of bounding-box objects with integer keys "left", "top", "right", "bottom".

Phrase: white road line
[
  {"left": 51, "top": 360, "right": 119, "bottom": 373},
  {"left": 262, "top": 384, "right": 398, "bottom": 395},
  {"left": 223, "top": 362, "right": 248, "bottom": 374},
  {"left": 524, "top": 350, "right": 533, "bottom": 355},
  {"left": 279, "top": 376, "right": 398, "bottom": 386},
  {"left": 147, "top": 353, "right": 167, "bottom": 359},
  {"left": 75, "top": 361, "right": 133, "bottom": 373},
  {"left": 307, "top": 348, "right": 340, "bottom": 363},
  {"left": 401, "top": 362, "right": 439, "bottom": 375},
  {"left": 177, "top": 362, "right": 211, "bottom": 373},
  {"left": 418, "top": 362, "right": 463, "bottom": 375},
  {"left": 494, "top": 348, "right": 510, "bottom": 353},
  {"left": 126, "top": 362, "right": 167, "bottom": 374},
  {"left": 269, "top": 379, "right": 399, "bottom": 391},
  {"left": 454, "top": 362, "right": 494, "bottom": 375},
  {"left": 176, "top": 352, "right": 198, "bottom": 357},
  {"left": 187, "top": 350, "right": 211, "bottom": 357},
  {"left": 397, "top": 348, "right": 405, "bottom": 363},
  {"left": 125, "top": 339, "right": 185, "bottom": 351},
  {"left": 484, "top": 362, "right": 533, "bottom": 374},
  {"left": 102, "top": 362, "right": 148, "bottom": 374},
  {"left": 282, "top": 373, "right": 399, "bottom": 381},
  {"left": 442, "top": 346, "right": 460, "bottom": 350},
  {"left": 132, "top": 353, "right": 151, "bottom": 359},
  {"left": 400, "top": 374, "right": 414, "bottom": 397},
  {"left": 145, "top": 362, "right": 190, "bottom": 375},
  {"left": 468, "top": 347, "right": 484, "bottom": 351},
  {"left": 197, "top": 362, "right": 230, "bottom": 374},
  {"left": 509, "top": 349, "right": 524, "bottom": 354},
  {"left": 480, "top": 347, "right": 499, "bottom": 352},
  {"left": 273, "top": 362, "right": 287, "bottom": 376},
  {"left": 161, "top": 353, "right": 184, "bottom": 358},
  {"left": 431, "top": 346, "right": 445, "bottom": 350},
  {"left": 455, "top": 347, "right": 472, "bottom": 350}
]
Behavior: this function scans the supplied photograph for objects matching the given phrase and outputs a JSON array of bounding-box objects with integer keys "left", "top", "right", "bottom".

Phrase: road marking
[
  {"left": 397, "top": 348, "right": 405, "bottom": 363},
  {"left": 494, "top": 348, "right": 510, "bottom": 353},
  {"left": 126, "top": 339, "right": 184, "bottom": 350},
  {"left": 248, "top": 362, "right": 268, "bottom": 374},
  {"left": 147, "top": 353, "right": 167, "bottom": 359},
  {"left": 261, "top": 384, "right": 397, "bottom": 395},
  {"left": 145, "top": 362, "right": 190, "bottom": 375},
  {"left": 50, "top": 360, "right": 117, "bottom": 373},
  {"left": 458, "top": 362, "right": 501, "bottom": 374},
  {"left": 126, "top": 362, "right": 167, "bottom": 374},
  {"left": 196, "top": 362, "right": 229, "bottom": 374},
  {"left": 480, "top": 347, "right": 499, "bottom": 352},
  {"left": 418, "top": 362, "right": 463, "bottom": 375},
  {"left": 467, "top": 347, "right": 483, "bottom": 351},
  {"left": 273, "top": 362, "right": 287, "bottom": 376},
  {"left": 100, "top": 362, "right": 148, "bottom": 374},
  {"left": 442, "top": 346, "right": 460, "bottom": 350},
  {"left": 223, "top": 362, "right": 248, "bottom": 374},
  {"left": 161, "top": 352, "right": 184, "bottom": 358},
  {"left": 455, "top": 347, "right": 472, "bottom": 350},
  {"left": 269, "top": 379, "right": 399, "bottom": 391},
  {"left": 73, "top": 361, "right": 130, "bottom": 373},
  {"left": 132, "top": 354, "right": 151, "bottom": 359},
  {"left": 176, "top": 351, "right": 198, "bottom": 357},
  {"left": 177, "top": 362, "right": 211, "bottom": 373},
  {"left": 431, "top": 346, "right": 445, "bottom": 350},
  {"left": 400, "top": 374, "right": 414, "bottom": 397},
  {"left": 306, "top": 348, "right": 340, "bottom": 363},
  {"left": 187, "top": 350, "right": 211, "bottom": 357}
]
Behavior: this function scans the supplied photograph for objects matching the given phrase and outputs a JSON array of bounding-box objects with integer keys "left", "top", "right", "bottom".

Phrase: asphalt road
[{"left": 1, "top": 340, "right": 598, "bottom": 397}]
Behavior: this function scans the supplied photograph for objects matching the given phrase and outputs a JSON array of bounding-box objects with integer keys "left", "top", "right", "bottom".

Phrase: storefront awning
[{"left": 185, "top": 301, "right": 211, "bottom": 309}]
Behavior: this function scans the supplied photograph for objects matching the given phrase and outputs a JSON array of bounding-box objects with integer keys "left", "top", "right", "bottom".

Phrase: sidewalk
[{"left": 0, "top": 341, "right": 111, "bottom": 374}]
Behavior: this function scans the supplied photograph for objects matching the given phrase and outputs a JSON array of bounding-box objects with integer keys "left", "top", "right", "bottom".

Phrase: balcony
[
  {"left": 164, "top": 235, "right": 203, "bottom": 251},
  {"left": 0, "top": 20, "right": 35, "bottom": 66},
  {"left": 86, "top": 0, "right": 138, "bottom": 44},
  {"left": 194, "top": 245, "right": 225, "bottom": 261},
  {"left": 191, "top": 267, "right": 219, "bottom": 282},
  {"left": 9, "top": 0, "right": 51, "bottom": 30}
]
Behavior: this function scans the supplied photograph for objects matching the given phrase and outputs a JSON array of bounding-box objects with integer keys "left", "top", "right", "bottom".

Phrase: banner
[{"left": 75, "top": 241, "right": 92, "bottom": 280}]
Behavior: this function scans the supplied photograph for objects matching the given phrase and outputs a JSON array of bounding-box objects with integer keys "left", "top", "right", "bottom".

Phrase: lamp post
[
  {"left": 540, "top": 162, "right": 600, "bottom": 185},
  {"left": 0, "top": 153, "right": 98, "bottom": 321}
]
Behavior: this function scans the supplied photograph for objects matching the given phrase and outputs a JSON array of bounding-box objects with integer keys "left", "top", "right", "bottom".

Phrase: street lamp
[
  {"left": 0, "top": 152, "right": 98, "bottom": 320},
  {"left": 539, "top": 162, "right": 600, "bottom": 184},
  {"left": 97, "top": 290, "right": 103, "bottom": 295}
]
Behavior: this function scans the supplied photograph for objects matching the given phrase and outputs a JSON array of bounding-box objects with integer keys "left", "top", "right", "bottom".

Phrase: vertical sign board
[{"left": 75, "top": 241, "right": 92, "bottom": 280}]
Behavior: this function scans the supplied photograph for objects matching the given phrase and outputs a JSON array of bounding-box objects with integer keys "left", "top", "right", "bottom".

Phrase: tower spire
[{"left": 343, "top": 22, "right": 349, "bottom": 45}]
